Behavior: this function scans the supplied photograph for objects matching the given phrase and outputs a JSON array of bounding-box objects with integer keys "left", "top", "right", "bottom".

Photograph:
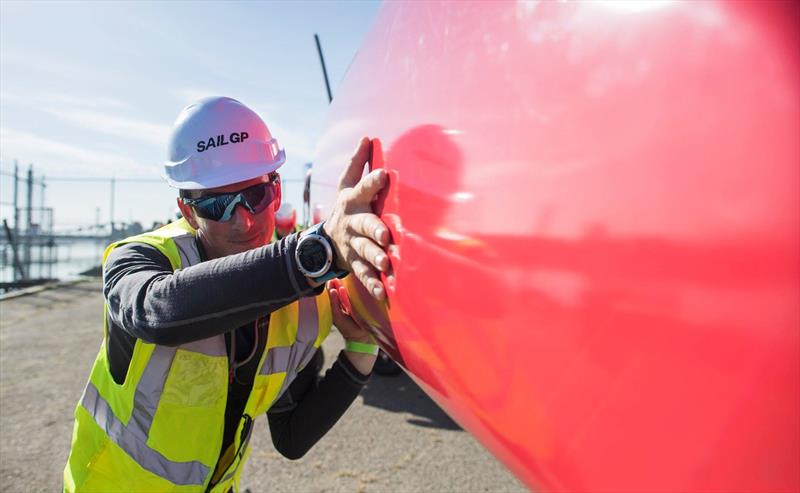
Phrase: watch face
[{"left": 298, "top": 237, "right": 330, "bottom": 275}]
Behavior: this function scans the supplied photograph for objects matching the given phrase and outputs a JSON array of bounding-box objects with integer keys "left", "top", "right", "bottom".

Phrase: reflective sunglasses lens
[
  {"left": 242, "top": 182, "right": 275, "bottom": 214},
  {"left": 194, "top": 194, "right": 235, "bottom": 221}
]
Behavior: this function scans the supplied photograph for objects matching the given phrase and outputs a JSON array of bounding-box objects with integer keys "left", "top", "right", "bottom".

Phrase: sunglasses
[{"left": 183, "top": 174, "right": 279, "bottom": 222}]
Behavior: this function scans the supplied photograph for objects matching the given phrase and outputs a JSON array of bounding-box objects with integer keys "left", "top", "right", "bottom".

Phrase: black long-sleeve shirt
[{"left": 102, "top": 232, "right": 370, "bottom": 473}]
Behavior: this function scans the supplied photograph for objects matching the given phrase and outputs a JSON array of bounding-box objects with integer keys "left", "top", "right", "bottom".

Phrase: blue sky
[{"left": 0, "top": 0, "right": 380, "bottom": 230}]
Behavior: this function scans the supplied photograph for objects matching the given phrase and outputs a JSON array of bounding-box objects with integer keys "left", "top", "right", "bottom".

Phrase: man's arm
[
  {"left": 267, "top": 350, "right": 370, "bottom": 460},
  {"left": 104, "top": 233, "right": 321, "bottom": 346}
]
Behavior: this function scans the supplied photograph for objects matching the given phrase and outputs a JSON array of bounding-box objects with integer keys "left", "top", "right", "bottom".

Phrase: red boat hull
[{"left": 313, "top": 2, "right": 800, "bottom": 491}]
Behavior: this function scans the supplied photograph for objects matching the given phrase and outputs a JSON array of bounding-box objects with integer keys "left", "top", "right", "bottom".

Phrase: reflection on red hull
[{"left": 314, "top": 2, "right": 799, "bottom": 491}]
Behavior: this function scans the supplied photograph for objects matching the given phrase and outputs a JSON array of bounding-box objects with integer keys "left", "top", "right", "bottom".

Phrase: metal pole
[
  {"left": 12, "top": 160, "right": 19, "bottom": 281},
  {"left": 40, "top": 176, "right": 47, "bottom": 279},
  {"left": 2, "top": 219, "right": 24, "bottom": 280},
  {"left": 315, "top": 34, "right": 333, "bottom": 104},
  {"left": 25, "top": 164, "right": 33, "bottom": 279},
  {"left": 110, "top": 177, "right": 116, "bottom": 237},
  {"left": 47, "top": 209, "right": 53, "bottom": 280}
]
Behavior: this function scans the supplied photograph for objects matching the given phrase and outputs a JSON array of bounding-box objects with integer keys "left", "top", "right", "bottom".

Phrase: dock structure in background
[
  {"left": 0, "top": 163, "right": 305, "bottom": 292},
  {"left": 0, "top": 163, "right": 57, "bottom": 291}
]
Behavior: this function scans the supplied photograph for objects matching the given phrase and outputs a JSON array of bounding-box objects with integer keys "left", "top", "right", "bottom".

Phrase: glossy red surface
[{"left": 313, "top": 2, "right": 799, "bottom": 491}]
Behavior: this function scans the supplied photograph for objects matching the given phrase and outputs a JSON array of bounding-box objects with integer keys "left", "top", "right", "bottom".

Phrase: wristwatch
[{"left": 295, "top": 221, "right": 348, "bottom": 283}]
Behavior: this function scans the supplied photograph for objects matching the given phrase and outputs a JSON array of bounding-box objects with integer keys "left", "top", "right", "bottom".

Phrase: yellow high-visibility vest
[{"left": 64, "top": 219, "right": 331, "bottom": 492}]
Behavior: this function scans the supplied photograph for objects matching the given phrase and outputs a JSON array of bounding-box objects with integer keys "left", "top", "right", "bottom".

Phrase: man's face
[{"left": 177, "top": 174, "right": 281, "bottom": 259}]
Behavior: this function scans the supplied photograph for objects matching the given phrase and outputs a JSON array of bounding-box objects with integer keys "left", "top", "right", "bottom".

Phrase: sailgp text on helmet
[{"left": 163, "top": 96, "right": 286, "bottom": 190}]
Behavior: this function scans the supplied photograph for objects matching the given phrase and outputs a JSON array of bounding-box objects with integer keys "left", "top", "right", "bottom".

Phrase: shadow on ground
[{"left": 360, "top": 371, "right": 461, "bottom": 431}]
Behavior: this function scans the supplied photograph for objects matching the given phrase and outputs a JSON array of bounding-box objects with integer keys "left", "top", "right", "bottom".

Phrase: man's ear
[
  {"left": 273, "top": 182, "right": 282, "bottom": 212},
  {"left": 176, "top": 197, "right": 200, "bottom": 230}
]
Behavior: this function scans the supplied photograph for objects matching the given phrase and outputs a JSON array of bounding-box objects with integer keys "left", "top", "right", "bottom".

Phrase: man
[{"left": 64, "top": 96, "right": 391, "bottom": 492}]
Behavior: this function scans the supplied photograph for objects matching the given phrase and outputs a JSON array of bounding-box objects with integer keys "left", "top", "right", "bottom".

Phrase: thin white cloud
[
  {"left": 46, "top": 107, "right": 169, "bottom": 147},
  {"left": 1, "top": 50, "right": 111, "bottom": 83},
  {"left": 1, "top": 90, "right": 161, "bottom": 146},
  {"left": 39, "top": 93, "right": 129, "bottom": 110},
  {"left": 173, "top": 88, "right": 222, "bottom": 106},
  {"left": 0, "top": 90, "right": 127, "bottom": 110},
  {"left": 0, "top": 126, "right": 158, "bottom": 177},
  {"left": 173, "top": 88, "right": 281, "bottom": 114}
]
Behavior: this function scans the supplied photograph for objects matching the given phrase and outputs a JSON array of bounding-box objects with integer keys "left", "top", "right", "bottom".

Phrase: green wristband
[{"left": 345, "top": 340, "right": 379, "bottom": 355}]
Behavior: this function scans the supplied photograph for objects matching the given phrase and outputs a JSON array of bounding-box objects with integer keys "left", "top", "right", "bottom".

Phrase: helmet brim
[{"left": 163, "top": 149, "right": 286, "bottom": 190}]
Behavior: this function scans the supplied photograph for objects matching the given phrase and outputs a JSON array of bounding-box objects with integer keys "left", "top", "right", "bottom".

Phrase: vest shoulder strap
[{"left": 103, "top": 218, "right": 198, "bottom": 270}]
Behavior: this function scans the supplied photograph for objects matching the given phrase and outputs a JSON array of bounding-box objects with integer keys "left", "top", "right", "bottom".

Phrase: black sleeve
[
  {"left": 267, "top": 350, "right": 371, "bottom": 460},
  {"left": 103, "top": 233, "right": 323, "bottom": 346}
]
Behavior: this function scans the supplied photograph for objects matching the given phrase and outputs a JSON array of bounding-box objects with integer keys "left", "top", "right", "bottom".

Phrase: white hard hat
[{"left": 163, "top": 96, "right": 286, "bottom": 190}]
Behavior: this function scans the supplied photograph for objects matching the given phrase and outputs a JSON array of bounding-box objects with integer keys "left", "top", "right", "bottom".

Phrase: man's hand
[
  {"left": 323, "top": 137, "right": 391, "bottom": 300},
  {"left": 327, "top": 279, "right": 372, "bottom": 342},
  {"left": 328, "top": 280, "right": 376, "bottom": 375}
]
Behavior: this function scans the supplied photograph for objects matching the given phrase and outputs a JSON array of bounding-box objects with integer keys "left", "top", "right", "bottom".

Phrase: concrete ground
[{"left": 0, "top": 280, "right": 526, "bottom": 492}]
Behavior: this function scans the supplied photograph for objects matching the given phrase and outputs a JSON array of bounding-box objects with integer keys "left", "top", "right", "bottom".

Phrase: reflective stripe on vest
[
  {"left": 173, "top": 234, "right": 202, "bottom": 267},
  {"left": 79, "top": 341, "right": 224, "bottom": 486},
  {"left": 281, "top": 297, "right": 320, "bottom": 397},
  {"left": 260, "top": 297, "right": 320, "bottom": 398}
]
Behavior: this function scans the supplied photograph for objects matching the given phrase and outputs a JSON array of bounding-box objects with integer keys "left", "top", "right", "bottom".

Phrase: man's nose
[{"left": 229, "top": 204, "right": 255, "bottom": 230}]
